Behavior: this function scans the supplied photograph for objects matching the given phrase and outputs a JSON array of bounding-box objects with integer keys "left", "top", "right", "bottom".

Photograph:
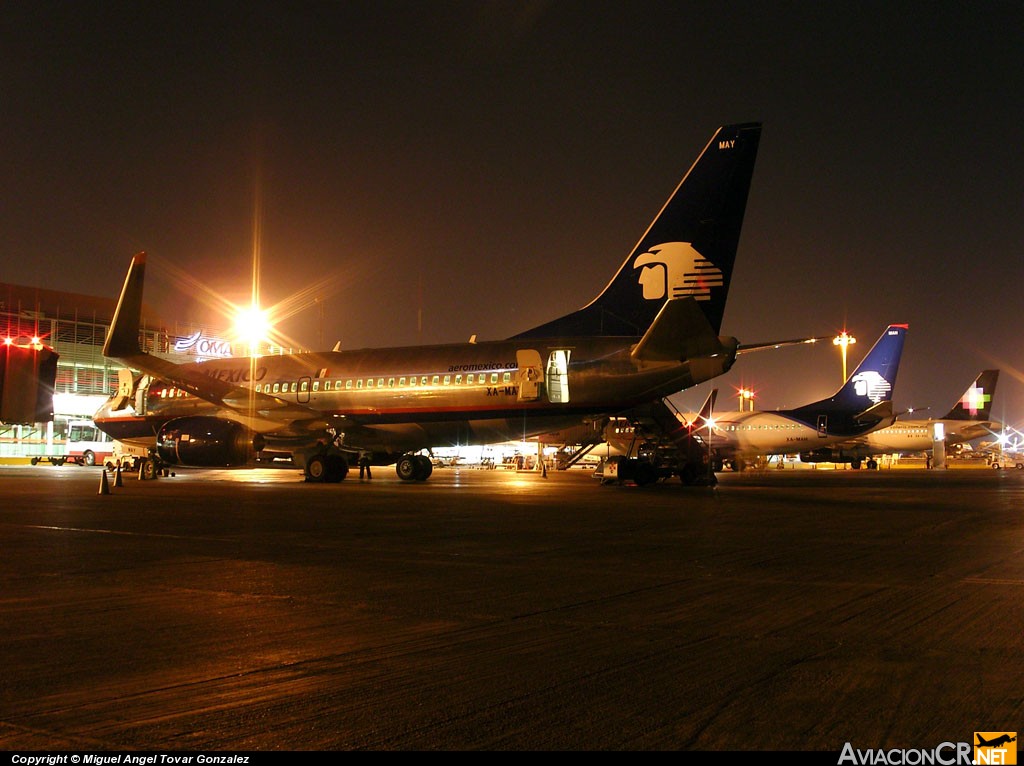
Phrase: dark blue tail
[
  {"left": 792, "top": 324, "right": 908, "bottom": 421},
  {"left": 512, "top": 122, "right": 762, "bottom": 339}
]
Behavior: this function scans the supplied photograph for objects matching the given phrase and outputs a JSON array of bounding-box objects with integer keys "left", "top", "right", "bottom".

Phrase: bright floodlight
[
  {"left": 833, "top": 331, "right": 857, "bottom": 383},
  {"left": 738, "top": 387, "right": 755, "bottom": 411},
  {"left": 233, "top": 305, "right": 271, "bottom": 351}
]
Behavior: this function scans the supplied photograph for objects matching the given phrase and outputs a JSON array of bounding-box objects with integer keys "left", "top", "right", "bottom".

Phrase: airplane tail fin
[
  {"left": 512, "top": 122, "right": 762, "bottom": 339},
  {"left": 941, "top": 369, "right": 999, "bottom": 420},
  {"left": 795, "top": 324, "right": 909, "bottom": 416},
  {"left": 103, "top": 252, "right": 147, "bottom": 361},
  {"left": 695, "top": 388, "right": 718, "bottom": 427}
]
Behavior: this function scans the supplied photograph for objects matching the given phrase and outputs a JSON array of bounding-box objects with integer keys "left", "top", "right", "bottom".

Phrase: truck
[{"left": 989, "top": 453, "right": 1024, "bottom": 470}]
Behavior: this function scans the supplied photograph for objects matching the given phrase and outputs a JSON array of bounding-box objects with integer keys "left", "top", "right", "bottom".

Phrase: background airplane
[
  {"left": 94, "top": 123, "right": 765, "bottom": 483},
  {"left": 700, "top": 324, "right": 908, "bottom": 471},
  {"left": 800, "top": 369, "right": 1001, "bottom": 469}
]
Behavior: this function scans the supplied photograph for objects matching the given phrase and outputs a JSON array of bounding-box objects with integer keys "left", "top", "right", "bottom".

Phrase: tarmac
[{"left": 0, "top": 461, "right": 1021, "bottom": 751}]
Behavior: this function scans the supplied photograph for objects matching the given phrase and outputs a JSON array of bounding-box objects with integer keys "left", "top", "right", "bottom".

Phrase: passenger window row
[{"left": 254, "top": 371, "right": 514, "bottom": 395}]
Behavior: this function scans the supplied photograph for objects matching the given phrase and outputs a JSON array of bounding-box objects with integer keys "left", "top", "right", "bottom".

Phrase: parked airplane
[
  {"left": 799, "top": 369, "right": 1001, "bottom": 469},
  {"left": 701, "top": 324, "right": 909, "bottom": 471},
  {"left": 94, "top": 122, "right": 765, "bottom": 482}
]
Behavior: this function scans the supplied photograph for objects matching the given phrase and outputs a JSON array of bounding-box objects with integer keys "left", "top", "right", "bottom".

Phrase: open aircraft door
[
  {"left": 546, "top": 349, "right": 570, "bottom": 403},
  {"left": 517, "top": 350, "right": 543, "bottom": 401},
  {"left": 107, "top": 369, "right": 152, "bottom": 415}
]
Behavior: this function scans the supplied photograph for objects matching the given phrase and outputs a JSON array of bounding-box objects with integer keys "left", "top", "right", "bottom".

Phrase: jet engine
[
  {"left": 799, "top": 449, "right": 836, "bottom": 464},
  {"left": 156, "top": 417, "right": 266, "bottom": 467},
  {"left": 799, "top": 448, "right": 868, "bottom": 469}
]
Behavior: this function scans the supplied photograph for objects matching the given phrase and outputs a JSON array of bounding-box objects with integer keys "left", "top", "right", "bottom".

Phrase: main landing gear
[
  {"left": 396, "top": 454, "right": 433, "bottom": 482},
  {"left": 304, "top": 453, "right": 349, "bottom": 483}
]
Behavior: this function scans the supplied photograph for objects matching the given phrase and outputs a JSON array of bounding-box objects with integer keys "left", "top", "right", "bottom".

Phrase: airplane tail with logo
[
  {"left": 791, "top": 324, "right": 908, "bottom": 422},
  {"left": 513, "top": 122, "right": 762, "bottom": 340},
  {"left": 941, "top": 369, "right": 999, "bottom": 420}
]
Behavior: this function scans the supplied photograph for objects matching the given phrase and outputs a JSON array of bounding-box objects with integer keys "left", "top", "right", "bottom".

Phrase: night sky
[{"left": 4, "top": 2, "right": 1023, "bottom": 431}]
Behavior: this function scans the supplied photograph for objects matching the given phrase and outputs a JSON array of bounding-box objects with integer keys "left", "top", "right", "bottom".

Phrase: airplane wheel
[
  {"left": 412, "top": 455, "right": 433, "bottom": 481},
  {"left": 867, "top": 460, "right": 878, "bottom": 470},
  {"left": 324, "top": 454, "right": 348, "bottom": 483},
  {"left": 634, "top": 462, "right": 657, "bottom": 486},
  {"left": 396, "top": 456, "right": 418, "bottom": 481},
  {"left": 305, "top": 455, "right": 328, "bottom": 482},
  {"left": 679, "top": 463, "right": 698, "bottom": 485},
  {"left": 851, "top": 460, "right": 861, "bottom": 470}
]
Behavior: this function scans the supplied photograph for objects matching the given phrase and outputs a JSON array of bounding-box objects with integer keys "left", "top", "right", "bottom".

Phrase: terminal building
[{"left": 0, "top": 280, "right": 262, "bottom": 458}]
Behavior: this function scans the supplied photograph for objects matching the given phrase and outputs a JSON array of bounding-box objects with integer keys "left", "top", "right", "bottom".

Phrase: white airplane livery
[
  {"left": 93, "top": 123, "right": 766, "bottom": 483},
  {"left": 704, "top": 324, "right": 909, "bottom": 471},
  {"left": 801, "top": 369, "right": 1001, "bottom": 469}
]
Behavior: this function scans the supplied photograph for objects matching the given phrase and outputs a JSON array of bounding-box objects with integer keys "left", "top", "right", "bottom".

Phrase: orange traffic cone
[
  {"left": 114, "top": 464, "right": 123, "bottom": 487},
  {"left": 98, "top": 468, "right": 110, "bottom": 495}
]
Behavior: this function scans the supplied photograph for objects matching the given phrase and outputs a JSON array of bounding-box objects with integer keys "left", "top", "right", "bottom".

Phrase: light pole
[
  {"left": 738, "top": 387, "right": 754, "bottom": 412},
  {"left": 704, "top": 415, "right": 716, "bottom": 483},
  {"left": 833, "top": 331, "right": 856, "bottom": 384}
]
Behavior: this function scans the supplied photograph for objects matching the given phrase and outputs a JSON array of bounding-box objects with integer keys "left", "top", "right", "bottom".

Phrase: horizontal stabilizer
[
  {"left": 737, "top": 336, "right": 831, "bottom": 354},
  {"left": 854, "top": 399, "right": 893, "bottom": 425},
  {"left": 630, "top": 298, "right": 723, "bottom": 363}
]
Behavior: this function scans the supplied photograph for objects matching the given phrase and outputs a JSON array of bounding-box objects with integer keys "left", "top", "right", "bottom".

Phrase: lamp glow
[
  {"left": 833, "top": 331, "right": 857, "bottom": 383},
  {"left": 233, "top": 305, "right": 271, "bottom": 352}
]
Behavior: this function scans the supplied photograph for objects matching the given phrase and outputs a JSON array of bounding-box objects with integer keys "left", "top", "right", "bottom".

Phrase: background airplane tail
[
  {"left": 513, "top": 122, "right": 762, "bottom": 339},
  {"left": 796, "top": 324, "right": 908, "bottom": 415},
  {"left": 941, "top": 369, "right": 999, "bottom": 420}
]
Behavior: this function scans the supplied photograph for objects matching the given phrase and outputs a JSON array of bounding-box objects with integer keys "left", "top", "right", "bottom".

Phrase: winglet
[{"left": 102, "top": 253, "right": 147, "bottom": 360}]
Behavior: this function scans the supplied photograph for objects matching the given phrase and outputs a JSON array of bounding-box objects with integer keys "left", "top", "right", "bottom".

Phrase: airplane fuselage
[
  {"left": 827, "top": 418, "right": 999, "bottom": 459},
  {"left": 94, "top": 334, "right": 738, "bottom": 460},
  {"left": 706, "top": 409, "right": 891, "bottom": 461}
]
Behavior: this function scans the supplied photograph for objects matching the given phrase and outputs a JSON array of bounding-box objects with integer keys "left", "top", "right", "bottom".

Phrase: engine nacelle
[
  {"left": 799, "top": 449, "right": 846, "bottom": 464},
  {"left": 156, "top": 417, "right": 266, "bottom": 467}
]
